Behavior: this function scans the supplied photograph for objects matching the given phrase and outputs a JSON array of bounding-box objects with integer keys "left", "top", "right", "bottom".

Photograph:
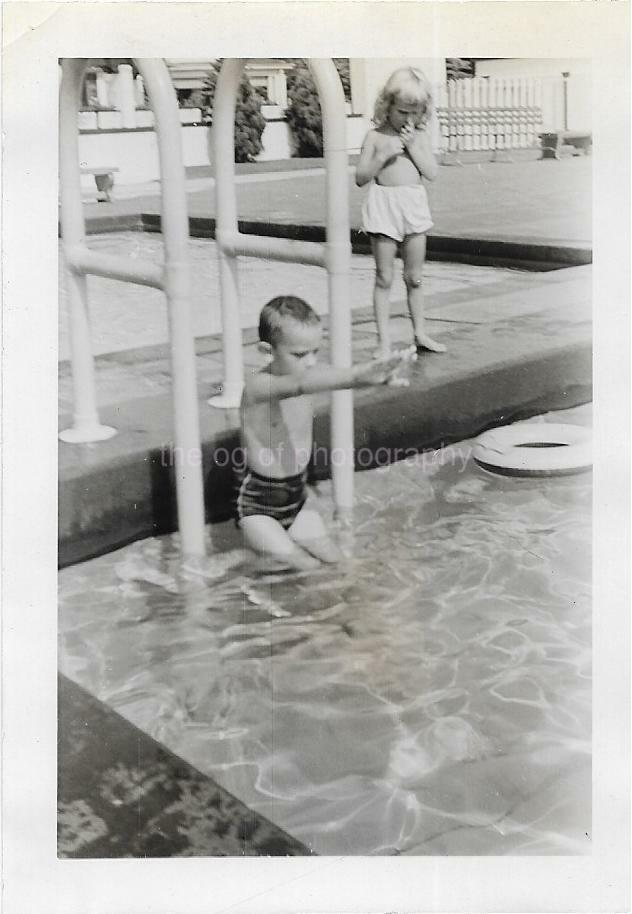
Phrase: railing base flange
[
  {"left": 208, "top": 390, "right": 243, "bottom": 410},
  {"left": 59, "top": 424, "right": 117, "bottom": 444}
]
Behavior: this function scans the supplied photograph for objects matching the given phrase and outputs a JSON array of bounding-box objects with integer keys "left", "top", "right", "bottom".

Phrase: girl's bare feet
[{"left": 415, "top": 333, "right": 446, "bottom": 354}]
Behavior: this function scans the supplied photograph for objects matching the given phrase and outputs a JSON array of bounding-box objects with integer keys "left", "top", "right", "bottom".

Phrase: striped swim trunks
[{"left": 234, "top": 467, "right": 308, "bottom": 530}]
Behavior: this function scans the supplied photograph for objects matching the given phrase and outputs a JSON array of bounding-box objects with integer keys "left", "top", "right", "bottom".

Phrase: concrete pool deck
[
  {"left": 59, "top": 261, "right": 592, "bottom": 567},
  {"left": 58, "top": 674, "right": 312, "bottom": 857},
  {"left": 78, "top": 155, "right": 592, "bottom": 268}
]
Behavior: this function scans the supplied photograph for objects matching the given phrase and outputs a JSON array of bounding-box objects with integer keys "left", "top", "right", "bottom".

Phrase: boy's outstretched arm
[{"left": 243, "top": 351, "right": 414, "bottom": 405}]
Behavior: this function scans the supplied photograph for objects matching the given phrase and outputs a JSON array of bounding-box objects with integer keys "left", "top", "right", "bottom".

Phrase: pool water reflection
[{"left": 58, "top": 411, "right": 591, "bottom": 856}]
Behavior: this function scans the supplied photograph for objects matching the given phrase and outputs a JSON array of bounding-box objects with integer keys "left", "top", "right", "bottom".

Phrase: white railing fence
[{"left": 436, "top": 77, "right": 543, "bottom": 153}]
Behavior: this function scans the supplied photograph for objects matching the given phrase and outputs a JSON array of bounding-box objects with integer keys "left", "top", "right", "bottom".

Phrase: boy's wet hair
[
  {"left": 259, "top": 295, "right": 321, "bottom": 346},
  {"left": 373, "top": 66, "right": 433, "bottom": 128}
]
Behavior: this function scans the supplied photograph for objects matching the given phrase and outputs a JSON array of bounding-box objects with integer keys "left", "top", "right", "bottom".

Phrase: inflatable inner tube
[{"left": 473, "top": 423, "right": 592, "bottom": 477}]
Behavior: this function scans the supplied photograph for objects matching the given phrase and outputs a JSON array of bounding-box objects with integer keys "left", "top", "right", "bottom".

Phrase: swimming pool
[{"left": 58, "top": 406, "right": 591, "bottom": 856}]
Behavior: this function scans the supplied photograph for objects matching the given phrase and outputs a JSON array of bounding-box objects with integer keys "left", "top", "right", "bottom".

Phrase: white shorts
[{"left": 361, "top": 183, "right": 433, "bottom": 242}]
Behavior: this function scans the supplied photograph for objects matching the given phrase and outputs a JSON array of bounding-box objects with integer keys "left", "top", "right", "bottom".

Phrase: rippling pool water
[{"left": 58, "top": 409, "right": 592, "bottom": 856}]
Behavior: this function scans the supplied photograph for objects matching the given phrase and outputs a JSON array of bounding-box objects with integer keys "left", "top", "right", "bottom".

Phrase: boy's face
[
  {"left": 389, "top": 99, "right": 426, "bottom": 131},
  {"left": 271, "top": 320, "right": 322, "bottom": 376}
]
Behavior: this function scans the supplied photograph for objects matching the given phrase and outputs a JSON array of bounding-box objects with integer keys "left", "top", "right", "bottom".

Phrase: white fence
[{"left": 436, "top": 77, "right": 543, "bottom": 153}]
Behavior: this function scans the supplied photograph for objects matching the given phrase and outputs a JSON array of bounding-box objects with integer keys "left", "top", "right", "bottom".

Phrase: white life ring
[{"left": 473, "top": 423, "right": 592, "bottom": 477}]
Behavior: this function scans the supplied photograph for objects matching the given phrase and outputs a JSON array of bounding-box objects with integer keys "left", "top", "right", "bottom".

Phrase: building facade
[{"left": 72, "top": 57, "right": 585, "bottom": 191}]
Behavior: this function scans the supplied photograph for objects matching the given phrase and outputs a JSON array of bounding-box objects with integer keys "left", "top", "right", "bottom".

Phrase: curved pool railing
[
  {"left": 58, "top": 58, "right": 206, "bottom": 558},
  {"left": 210, "top": 58, "right": 355, "bottom": 520}
]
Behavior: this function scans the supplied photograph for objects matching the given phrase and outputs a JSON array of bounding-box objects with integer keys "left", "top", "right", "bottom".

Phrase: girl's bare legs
[
  {"left": 402, "top": 232, "right": 446, "bottom": 353},
  {"left": 370, "top": 233, "right": 398, "bottom": 357}
]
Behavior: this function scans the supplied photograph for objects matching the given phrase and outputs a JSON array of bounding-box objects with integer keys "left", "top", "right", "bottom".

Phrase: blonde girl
[{"left": 356, "top": 67, "right": 446, "bottom": 356}]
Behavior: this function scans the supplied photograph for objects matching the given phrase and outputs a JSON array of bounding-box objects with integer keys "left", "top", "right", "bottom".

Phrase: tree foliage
[
  {"left": 285, "top": 59, "right": 350, "bottom": 158},
  {"left": 446, "top": 59, "right": 475, "bottom": 80},
  {"left": 191, "top": 61, "right": 266, "bottom": 163},
  {"left": 286, "top": 64, "right": 324, "bottom": 157},
  {"left": 332, "top": 58, "right": 351, "bottom": 102},
  {"left": 87, "top": 58, "right": 139, "bottom": 76}
]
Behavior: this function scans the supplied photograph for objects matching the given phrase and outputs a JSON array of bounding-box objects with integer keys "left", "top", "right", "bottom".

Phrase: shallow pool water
[{"left": 58, "top": 409, "right": 592, "bottom": 856}]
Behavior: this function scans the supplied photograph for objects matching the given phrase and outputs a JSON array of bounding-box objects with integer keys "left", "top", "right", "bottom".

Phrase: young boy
[{"left": 235, "top": 295, "right": 412, "bottom": 571}]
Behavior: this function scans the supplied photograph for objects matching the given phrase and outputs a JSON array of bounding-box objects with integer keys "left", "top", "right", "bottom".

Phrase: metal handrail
[
  {"left": 58, "top": 58, "right": 206, "bottom": 558},
  {"left": 215, "top": 229, "right": 327, "bottom": 267},
  {"left": 64, "top": 245, "right": 165, "bottom": 289}
]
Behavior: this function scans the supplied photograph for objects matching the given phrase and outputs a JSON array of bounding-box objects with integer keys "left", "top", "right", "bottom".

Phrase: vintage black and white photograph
[{"left": 2, "top": 2, "right": 629, "bottom": 912}]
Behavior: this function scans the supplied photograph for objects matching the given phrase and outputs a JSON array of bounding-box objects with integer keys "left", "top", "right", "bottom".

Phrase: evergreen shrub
[
  {"left": 285, "top": 59, "right": 351, "bottom": 158},
  {"left": 192, "top": 62, "right": 266, "bottom": 163}
]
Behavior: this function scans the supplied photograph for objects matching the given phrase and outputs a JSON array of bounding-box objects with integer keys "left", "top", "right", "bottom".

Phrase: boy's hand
[
  {"left": 353, "top": 347, "right": 417, "bottom": 387},
  {"left": 386, "top": 345, "right": 418, "bottom": 387}
]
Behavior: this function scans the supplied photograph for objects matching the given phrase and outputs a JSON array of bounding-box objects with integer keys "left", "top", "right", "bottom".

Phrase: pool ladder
[
  {"left": 59, "top": 58, "right": 205, "bottom": 558},
  {"left": 59, "top": 57, "right": 356, "bottom": 560}
]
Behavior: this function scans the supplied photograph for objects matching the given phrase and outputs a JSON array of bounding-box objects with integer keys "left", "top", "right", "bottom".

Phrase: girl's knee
[
  {"left": 403, "top": 269, "right": 424, "bottom": 289},
  {"left": 375, "top": 266, "right": 394, "bottom": 289}
]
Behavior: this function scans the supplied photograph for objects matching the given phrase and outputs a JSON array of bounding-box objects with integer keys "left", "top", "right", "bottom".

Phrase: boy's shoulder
[
  {"left": 247, "top": 364, "right": 272, "bottom": 378},
  {"left": 242, "top": 364, "right": 271, "bottom": 399}
]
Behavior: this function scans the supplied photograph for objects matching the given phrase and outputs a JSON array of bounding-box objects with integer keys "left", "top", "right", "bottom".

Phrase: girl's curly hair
[{"left": 373, "top": 67, "right": 433, "bottom": 129}]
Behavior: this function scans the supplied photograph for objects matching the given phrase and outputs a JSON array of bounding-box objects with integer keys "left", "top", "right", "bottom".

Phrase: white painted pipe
[
  {"left": 59, "top": 58, "right": 116, "bottom": 444},
  {"left": 217, "top": 229, "right": 326, "bottom": 267},
  {"left": 117, "top": 64, "right": 137, "bottom": 129},
  {"left": 59, "top": 57, "right": 206, "bottom": 557},
  {"left": 137, "top": 59, "right": 206, "bottom": 558},
  {"left": 209, "top": 58, "right": 246, "bottom": 410},
  {"left": 308, "top": 59, "right": 354, "bottom": 520},
  {"left": 65, "top": 245, "right": 164, "bottom": 289},
  {"left": 135, "top": 74, "right": 146, "bottom": 108}
]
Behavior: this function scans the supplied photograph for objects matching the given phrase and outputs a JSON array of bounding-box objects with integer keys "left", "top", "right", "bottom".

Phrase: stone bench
[
  {"left": 81, "top": 166, "right": 119, "bottom": 202},
  {"left": 563, "top": 132, "right": 592, "bottom": 155},
  {"left": 539, "top": 131, "right": 592, "bottom": 160}
]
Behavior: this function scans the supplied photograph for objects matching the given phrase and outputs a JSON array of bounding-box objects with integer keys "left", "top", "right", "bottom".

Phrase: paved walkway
[
  {"left": 61, "top": 153, "right": 592, "bottom": 368},
  {"left": 82, "top": 154, "right": 592, "bottom": 247},
  {"left": 58, "top": 239, "right": 526, "bottom": 363}
]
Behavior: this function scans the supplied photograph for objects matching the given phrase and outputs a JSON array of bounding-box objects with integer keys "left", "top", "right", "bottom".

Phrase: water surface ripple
[{"left": 59, "top": 420, "right": 591, "bottom": 856}]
